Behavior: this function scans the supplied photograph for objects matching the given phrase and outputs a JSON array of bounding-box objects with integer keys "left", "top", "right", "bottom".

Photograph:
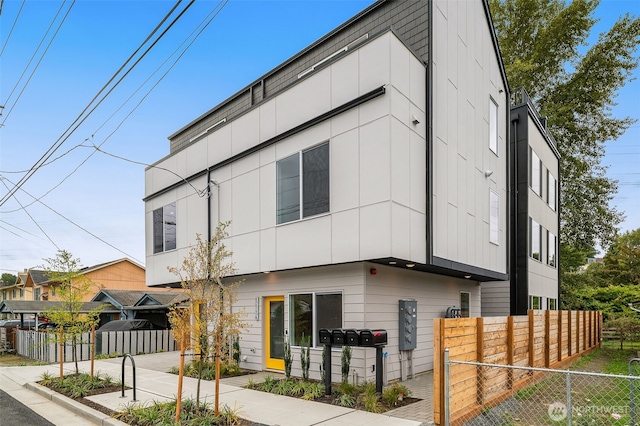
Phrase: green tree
[
  {"left": 596, "top": 228, "right": 640, "bottom": 286},
  {"left": 42, "top": 250, "right": 104, "bottom": 377},
  {"left": 1, "top": 273, "right": 17, "bottom": 286},
  {"left": 489, "top": 0, "right": 640, "bottom": 251},
  {"left": 168, "top": 222, "right": 245, "bottom": 418}
]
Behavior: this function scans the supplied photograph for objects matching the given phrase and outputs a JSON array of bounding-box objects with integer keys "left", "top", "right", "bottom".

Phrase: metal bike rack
[{"left": 121, "top": 353, "right": 137, "bottom": 401}]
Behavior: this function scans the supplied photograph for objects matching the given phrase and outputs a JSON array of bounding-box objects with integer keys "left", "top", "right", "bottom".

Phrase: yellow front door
[{"left": 265, "top": 296, "right": 285, "bottom": 370}]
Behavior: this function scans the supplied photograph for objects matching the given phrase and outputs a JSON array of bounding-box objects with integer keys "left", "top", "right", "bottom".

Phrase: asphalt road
[{"left": 0, "top": 389, "right": 55, "bottom": 426}]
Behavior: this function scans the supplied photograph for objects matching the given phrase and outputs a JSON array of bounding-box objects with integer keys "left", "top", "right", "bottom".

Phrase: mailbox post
[{"left": 318, "top": 328, "right": 387, "bottom": 395}]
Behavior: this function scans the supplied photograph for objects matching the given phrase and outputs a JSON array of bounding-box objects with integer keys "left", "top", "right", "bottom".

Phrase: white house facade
[{"left": 144, "top": 0, "right": 510, "bottom": 383}]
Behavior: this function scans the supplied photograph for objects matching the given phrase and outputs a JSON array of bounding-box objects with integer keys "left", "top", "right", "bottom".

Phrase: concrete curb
[{"left": 24, "top": 382, "right": 128, "bottom": 426}]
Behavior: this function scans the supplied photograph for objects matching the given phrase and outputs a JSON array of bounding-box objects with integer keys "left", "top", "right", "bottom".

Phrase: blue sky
[{"left": 0, "top": 0, "right": 638, "bottom": 275}]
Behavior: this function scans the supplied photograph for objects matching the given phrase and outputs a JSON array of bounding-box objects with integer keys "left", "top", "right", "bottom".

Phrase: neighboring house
[
  {"left": 0, "top": 270, "right": 29, "bottom": 305},
  {"left": 144, "top": 0, "right": 511, "bottom": 383},
  {"left": 29, "top": 258, "right": 153, "bottom": 302},
  {"left": 481, "top": 89, "right": 560, "bottom": 316},
  {"left": 91, "top": 289, "right": 187, "bottom": 328}
]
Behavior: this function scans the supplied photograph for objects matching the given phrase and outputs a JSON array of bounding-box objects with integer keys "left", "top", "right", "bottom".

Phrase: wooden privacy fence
[
  {"left": 433, "top": 310, "right": 602, "bottom": 425},
  {"left": 16, "top": 329, "right": 177, "bottom": 363}
]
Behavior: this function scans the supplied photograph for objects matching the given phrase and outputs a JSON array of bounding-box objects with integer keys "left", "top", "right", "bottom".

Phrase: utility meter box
[{"left": 399, "top": 299, "right": 417, "bottom": 350}]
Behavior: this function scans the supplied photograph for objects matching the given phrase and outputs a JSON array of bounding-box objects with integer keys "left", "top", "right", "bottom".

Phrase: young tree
[
  {"left": 168, "top": 222, "right": 246, "bottom": 416},
  {"left": 42, "top": 250, "right": 104, "bottom": 377},
  {"left": 489, "top": 0, "right": 640, "bottom": 252}
]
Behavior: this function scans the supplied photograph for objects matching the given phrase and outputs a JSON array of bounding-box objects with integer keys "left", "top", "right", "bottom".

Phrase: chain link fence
[{"left": 444, "top": 353, "right": 640, "bottom": 425}]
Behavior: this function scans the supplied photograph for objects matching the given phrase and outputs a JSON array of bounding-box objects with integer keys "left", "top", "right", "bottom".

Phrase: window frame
[
  {"left": 547, "top": 298, "right": 557, "bottom": 310},
  {"left": 153, "top": 202, "right": 177, "bottom": 254},
  {"left": 460, "top": 292, "right": 470, "bottom": 318},
  {"left": 289, "top": 291, "right": 343, "bottom": 347},
  {"left": 529, "top": 217, "right": 542, "bottom": 261},
  {"left": 530, "top": 148, "right": 542, "bottom": 196},
  {"left": 547, "top": 231, "right": 557, "bottom": 268},
  {"left": 489, "top": 189, "right": 499, "bottom": 245},
  {"left": 547, "top": 170, "right": 557, "bottom": 211},
  {"left": 530, "top": 295, "right": 542, "bottom": 310},
  {"left": 276, "top": 142, "right": 330, "bottom": 225},
  {"left": 489, "top": 97, "right": 499, "bottom": 155}
]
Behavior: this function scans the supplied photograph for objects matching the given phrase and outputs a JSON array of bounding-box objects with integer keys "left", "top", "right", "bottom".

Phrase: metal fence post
[
  {"left": 566, "top": 371, "right": 572, "bottom": 425},
  {"left": 444, "top": 348, "right": 450, "bottom": 426}
]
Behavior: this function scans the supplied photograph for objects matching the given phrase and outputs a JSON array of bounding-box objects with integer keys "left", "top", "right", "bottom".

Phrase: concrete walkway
[{"left": 0, "top": 351, "right": 434, "bottom": 426}]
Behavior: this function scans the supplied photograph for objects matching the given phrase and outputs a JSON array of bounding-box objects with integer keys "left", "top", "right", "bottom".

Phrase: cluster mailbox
[{"left": 318, "top": 328, "right": 387, "bottom": 347}]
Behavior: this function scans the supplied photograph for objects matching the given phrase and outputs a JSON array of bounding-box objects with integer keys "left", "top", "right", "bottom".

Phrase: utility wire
[
  {"left": 0, "top": 0, "right": 228, "bottom": 213},
  {"left": 0, "top": 0, "right": 25, "bottom": 57},
  {"left": 1, "top": 0, "right": 74, "bottom": 125},
  {"left": 0, "top": 178, "right": 60, "bottom": 250},
  {"left": 0, "top": 176, "right": 143, "bottom": 263},
  {"left": 0, "top": 0, "right": 194, "bottom": 208}
]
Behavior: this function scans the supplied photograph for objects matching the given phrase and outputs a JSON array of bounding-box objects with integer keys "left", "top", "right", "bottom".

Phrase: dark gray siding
[{"left": 169, "top": 0, "right": 428, "bottom": 153}]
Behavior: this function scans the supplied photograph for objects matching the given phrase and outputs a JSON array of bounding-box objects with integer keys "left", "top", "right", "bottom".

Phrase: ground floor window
[
  {"left": 290, "top": 292, "right": 342, "bottom": 346},
  {"left": 460, "top": 292, "right": 470, "bottom": 318},
  {"left": 530, "top": 295, "right": 542, "bottom": 310},
  {"left": 547, "top": 298, "right": 557, "bottom": 310}
]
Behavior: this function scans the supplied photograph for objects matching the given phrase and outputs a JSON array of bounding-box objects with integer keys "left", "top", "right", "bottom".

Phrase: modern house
[{"left": 145, "top": 0, "right": 512, "bottom": 383}]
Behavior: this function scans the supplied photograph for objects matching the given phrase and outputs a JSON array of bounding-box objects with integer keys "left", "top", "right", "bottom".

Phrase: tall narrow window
[
  {"left": 489, "top": 98, "right": 498, "bottom": 155},
  {"left": 530, "top": 148, "right": 541, "bottom": 196},
  {"left": 276, "top": 142, "right": 329, "bottom": 225},
  {"left": 547, "top": 171, "right": 557, "bottom": 211},
  {"left": 489, "top": 190, "right": 499, "bottom": 245},
  {"left": 530, "top": 295, "right": 541, "bottom": 310},
  {"left": 547, "top": 231, "right": 557, "bottom": 267},
  {"left": 153, "top": 202, "right": 176, "bottom": 253},
  {"left": 530, "top": 218, "right": 541, "bottom": 261},
  {"left": 460, "top": 292, "right": 470, "bottom": 318},
  {"left": 547, "top": 298, "right": 557, "bottom": 310}
]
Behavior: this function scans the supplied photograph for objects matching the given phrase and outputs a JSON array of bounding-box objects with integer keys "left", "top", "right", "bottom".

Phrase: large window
[
  {"left": 530, "top": 148, "right": 542, "bottom": 196},
  {"left": 489, "top": 190, "right": 499, "bottom": 245},
  {"left": 153, "top": 202, "right": 176, "bottom": 253},
  {"left": 530, "top": 218, "right": 541, "bottom": 261},
  {"left": 276, "top": 142, "right": 330, "bottom": 225},
  {"left": 290, "top": 292, "right": 342, "bottom": 346},
  {"left": 547, "top": 231, "right": 557, "bottom": 268},
  {"left": 547, "top": 171, "right": 557, "bottom": 211}
]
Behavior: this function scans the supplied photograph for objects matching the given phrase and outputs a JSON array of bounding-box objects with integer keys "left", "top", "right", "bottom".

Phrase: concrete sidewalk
[{"left": 0, "top": 352, "right": 433, "bottom": 426}]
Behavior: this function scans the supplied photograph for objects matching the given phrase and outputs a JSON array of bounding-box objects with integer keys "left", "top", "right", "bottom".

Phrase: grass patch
[{"left": 0, "top": 353, "right": 48, "bottom": 366}]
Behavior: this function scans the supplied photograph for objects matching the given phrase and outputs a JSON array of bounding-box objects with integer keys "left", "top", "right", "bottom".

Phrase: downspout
[
  {"left": 510, "top": 113, "right": 519, "bottom": 315},
  {"left": 426, "top": 0, "right": 434, "bottom": 264}
]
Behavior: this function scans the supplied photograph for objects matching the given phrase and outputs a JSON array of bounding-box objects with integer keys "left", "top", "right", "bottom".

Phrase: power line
[
  {"left": 1, "top": 0, "right": 75, "bottom": 125},
  {"left": 0, "top": 0, "right": 194, "bottom": 208},
  {"left": 0, "top": 0, "right": 25, "bottom": 57},
  {"left": 0, "top": 176, "right": 143, "bottom": 264}
]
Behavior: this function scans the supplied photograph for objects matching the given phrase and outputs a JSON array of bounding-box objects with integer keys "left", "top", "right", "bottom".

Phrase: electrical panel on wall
[{"left": 399, "top": 299, "right": 417, "bottom": 350}]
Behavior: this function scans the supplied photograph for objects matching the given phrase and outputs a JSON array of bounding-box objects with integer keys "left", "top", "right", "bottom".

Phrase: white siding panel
[
  {"left": 358, "top": 33, "right": 390, "bottom": 98},
  {"left": 331, "top": 129, "right": 360, "bottom": 213},
  {"left": 359, "top": 118, "right": 391, "bottom": 206},
  {"left": 232, "top": 169, "right": 260, "bottom": 235},
  {"left": 331, "top": 209, "right": 360, "bottom": 263},
  {"left": 390, "top": 116, "right": 411, "bottom": 207},
  {"left": 411, "top": 210, "right": 427, "bottom": 263},
  {"left": 390, "top": 36, "right": 411, "bottom": 97},
  {"left": 276, "top": 215, "right": 332, "bottom": 270},
  {"left": 259, "top": 99, "right": 277, "bottom": 142},
  {"left": 233, "top": 232, "right": 260, "bottom": 275},
  {"left": 360, "top": 202, "right": 391, "bottom": 259},
  {"left": 275, "top": 67, "right": 331, "bottom": 135},
  {"left": 259, "top": 162, "right": 276, "bottom": 228},
  {"left": 330, "top": 49, "right": 359, "bottom": 108},
  {"left": 260, "top": 228, "right": 276, "bottom": 272},
  {"left": 391, "top": 203, "right": 411, "bottom": 260},
  {"left": 331, "top": 107, "right": 358, "bottom": 138},
  {"left": 186, "top": 139, "right": 207, "bottom": 177},
  {"left": 207, "top": 124, "right": 232, "bottom": 166},
  {"left": 410, "top": 131, "right": 427, "bottom": 214},
  {"left": 231, "top": 108, "right": 260, "bottom": 156}
]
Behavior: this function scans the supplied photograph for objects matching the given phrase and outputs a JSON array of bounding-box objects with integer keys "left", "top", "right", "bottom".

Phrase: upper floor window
[
  {"left": 153, "top": 202, "right": 176, "bottom": 253},
  {"left": 530, "top": 217, "right": 541, "bottom": 261},
  {"left": 489, "top": 98, "right": 498, "bottom": 155},
  {"left": 530, "top": 148, "right": 542, "bottom": 196},
  {"left": 547, "top": 171, "right": 557, "bottom": 211},
  {"left": 276, "top": 142, "right": 329, "bottom": 225},
  {"left": 489, "top": 190, "right": 499, "bottom": 245},
  {"left": 547, "top": 231, "right": 557, "bottom": 268}
]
